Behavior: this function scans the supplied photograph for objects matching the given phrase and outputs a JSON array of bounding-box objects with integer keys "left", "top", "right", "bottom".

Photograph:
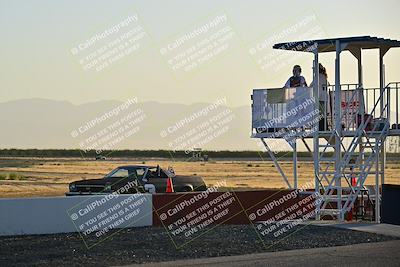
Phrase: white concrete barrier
[{"left": 0, "top": 194, "right": 152, "bottom": 237}]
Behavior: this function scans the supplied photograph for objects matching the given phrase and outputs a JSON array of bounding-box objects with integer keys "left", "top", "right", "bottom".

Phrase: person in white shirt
[
  {"left": 284, "top": 65, "right": 308, "bottom": 88},
  {"left": 310, "top": 63, "right": 330, "bottom": 130}
]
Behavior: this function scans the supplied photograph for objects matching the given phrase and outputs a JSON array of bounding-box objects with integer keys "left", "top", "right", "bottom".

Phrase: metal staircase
[{"left": 316, "top": 86, "right": 390, "bottom": 220}]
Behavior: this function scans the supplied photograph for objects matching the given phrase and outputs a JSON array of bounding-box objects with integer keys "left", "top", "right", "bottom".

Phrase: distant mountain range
[
  {"left": 0, "top": 98, "right": 262, "bottom": 151},
  {"left": 1, "top": 98, "right": 399, "bottom": 154}
]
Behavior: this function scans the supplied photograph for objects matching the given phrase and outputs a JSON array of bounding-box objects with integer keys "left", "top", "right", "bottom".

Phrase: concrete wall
[
  {"left": 0, "top": 194, "right": 152, "bottom": 236},
  {"left": 0, "top": 190, "right": 319, "bottom": 237},
  {"left": 153, "top": 190, "right": 317, "bottom": 226}
]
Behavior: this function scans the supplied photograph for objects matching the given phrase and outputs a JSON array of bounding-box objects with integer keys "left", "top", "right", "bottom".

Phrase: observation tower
[{"left": 251, "top": 36, "right": 400, "bottom": 222}]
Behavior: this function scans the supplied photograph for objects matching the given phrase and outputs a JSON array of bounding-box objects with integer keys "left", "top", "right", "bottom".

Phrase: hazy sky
[{"left": 1, "top": 0, "right": 400, "bottom": 107}]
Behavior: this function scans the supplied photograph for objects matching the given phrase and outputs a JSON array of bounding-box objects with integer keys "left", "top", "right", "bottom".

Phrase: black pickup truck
[{"left": 66, "top": 165, "right": 207, "bottom": 195}]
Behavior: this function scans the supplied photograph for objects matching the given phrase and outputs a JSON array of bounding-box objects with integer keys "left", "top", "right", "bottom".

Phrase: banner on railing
[{"left": 328, "top": 90, "right": 362, "bottom": 130}]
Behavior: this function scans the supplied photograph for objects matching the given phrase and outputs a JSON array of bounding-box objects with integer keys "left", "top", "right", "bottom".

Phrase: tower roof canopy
[{"left": 273, "top": 36, "right": 400, "bottom": 53}]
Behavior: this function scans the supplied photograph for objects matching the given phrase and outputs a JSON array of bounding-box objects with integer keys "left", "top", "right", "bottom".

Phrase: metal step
[
  {"left": 320, "top": 157, "right": 336, "bottom": 162},
  {"left": 325, "top": 186, "right": 364, "bottom": 191},
  {"left": 361, "top": 142, "right": 380, "bottom": 146},
  {"left": 320, "top": 171, "right": 336, "bottom": 175},
  {"left": 319, "top": 144, "right": 335, "bottom": 148},
  {"left": 362, "top": 146, "right": 377, "bottom": 149},
  {"left": 361, "top": 143, "right": 378, "bottom": 146},
  {"left": 346, "top": 163, "right": 359, "bottom": 167},
  {"left": 343, "top": 173, "right": 373, "bottom": 178},
  {"left": 325, "top": 185, "right": 343, "bottom": 189},
  {"left": 322, "top": 195, "right": 351, "bottom": 201},
  {"left": 319, "top": 209, "right": 341, "bottom": 215}
]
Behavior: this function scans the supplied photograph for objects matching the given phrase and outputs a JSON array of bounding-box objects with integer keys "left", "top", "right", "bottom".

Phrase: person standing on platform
[
  {"left": 311, "top": 63, "right": 330, "bottom": 131},
  {"left": 284, "top": 65, "right": 308, "bottom": 88}
]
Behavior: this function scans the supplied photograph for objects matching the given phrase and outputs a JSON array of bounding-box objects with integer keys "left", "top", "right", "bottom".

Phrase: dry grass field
[{"left": 0, "top": 157, "right": 399, "bottom": 198}]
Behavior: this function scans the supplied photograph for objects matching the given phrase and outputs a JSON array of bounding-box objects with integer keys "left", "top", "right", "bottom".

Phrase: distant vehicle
[
  {"left": 66, "top": 165, "right": 207, "bottom": 195},
  {"left": 95, "top": 155, "right": 106, "bottom": 160}
]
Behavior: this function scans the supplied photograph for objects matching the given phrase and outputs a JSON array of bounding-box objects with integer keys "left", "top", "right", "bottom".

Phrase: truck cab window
[
  {"left": 147, "top": 168, "right": 168, "bottom": 178},
  {"left": 105, "top": 168, "right": 129, "bottom": 178}
]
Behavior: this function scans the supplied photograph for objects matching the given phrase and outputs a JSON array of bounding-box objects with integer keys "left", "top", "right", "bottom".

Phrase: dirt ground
[{"left": 0, "top": 157, "right": 399, "bottom": 198}]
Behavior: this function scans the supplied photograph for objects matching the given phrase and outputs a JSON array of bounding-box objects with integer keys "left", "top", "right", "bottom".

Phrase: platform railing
[
  {"left": 251, "top": 83, "right": 400, "bottom": 136},
  {"left": 251, "top": 87, "right": 315, "bottom": 136},
  {"left": 316, "top": 83, "right": 360, "bottom": 132},
  {"left": 386, "top": 82, "right": 400, "bottom": 129},
  {"left": 361, "top": 84, "right": 400, "bottom": 131},
  {"left": 324, "top": 84, "right": 400, "bottom": 132}
]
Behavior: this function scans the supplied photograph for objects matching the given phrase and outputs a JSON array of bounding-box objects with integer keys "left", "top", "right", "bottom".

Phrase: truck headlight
[{"left": 69, "top": 184, "right": 76, "bottom": 191}]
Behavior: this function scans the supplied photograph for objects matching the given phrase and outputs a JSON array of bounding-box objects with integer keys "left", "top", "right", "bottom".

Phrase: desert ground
[{"left": 0, "top": 157, "right": 399, "bottom": 198}]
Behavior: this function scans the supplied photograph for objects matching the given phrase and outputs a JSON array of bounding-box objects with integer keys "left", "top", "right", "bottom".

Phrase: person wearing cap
[{"left": 284, "top": 65, "right": 308, "bottom": 88}]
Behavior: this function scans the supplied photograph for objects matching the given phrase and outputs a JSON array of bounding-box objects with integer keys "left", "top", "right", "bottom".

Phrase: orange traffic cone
[{"left": 166, "top": 177, "right": 174, "bottom": 193}]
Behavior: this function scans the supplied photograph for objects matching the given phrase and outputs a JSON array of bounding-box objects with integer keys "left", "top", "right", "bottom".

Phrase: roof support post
[
  {"left": 312, "top": 46, "right": 320, "bottom": 219},
  {"left": 379, "top": 46, "right": 389, "bottom": 200},
  {"left": 356, "top": 50, "right": 365, "bottom": 184},
  {"left": 335, "top": 40, "right": 343, "bottom": 221},
  {"left": 379, "top": 47, "right": 389, "bottom": 115},
  {"left": 349, "top": 47, "right": 364, "bottom": 164},
  {"left": 358, "top": 52, "right": 363, "bottom": 87},
  {"left": 348, "top": 47, "right": 363, "bottom": 87}
]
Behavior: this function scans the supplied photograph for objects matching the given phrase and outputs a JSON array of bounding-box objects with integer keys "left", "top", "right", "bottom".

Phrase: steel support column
[
  {"left": 312, "top": 48, "right": 320, "bottom": 219},
  {"left": 335, "top": 40, "right": 343, "bottom": 221}
]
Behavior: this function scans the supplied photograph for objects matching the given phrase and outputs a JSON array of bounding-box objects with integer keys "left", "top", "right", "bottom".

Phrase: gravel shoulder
[{"left": 0, "top": 224, "right": 397, "bottom": 266}]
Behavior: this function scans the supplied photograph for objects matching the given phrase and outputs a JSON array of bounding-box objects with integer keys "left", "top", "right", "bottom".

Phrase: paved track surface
[
  {"left": 327, "top": 223, "right": 400, "bottom": 238},
  {"left": 124, "top": 240, "right": 400, "bottom": 267}
]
